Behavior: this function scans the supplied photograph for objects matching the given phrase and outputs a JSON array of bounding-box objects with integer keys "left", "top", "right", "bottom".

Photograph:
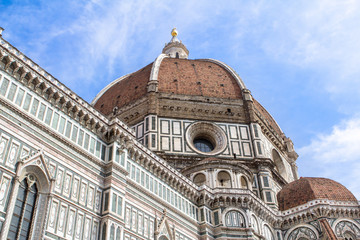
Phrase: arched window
[
  {"left": 102, "top": 223, "right": 107, "bottom": 240},
  {"left": 193, "top": 173, "right": 206, "bottom": 186},
  {"left": 8, "top": 174, "right": 38, "bottom": 240},
  {"left": 251, "top": 215, "right": 259, "bottom": 233},
  {"left": 264, "top": 225, "right": 274, "bottom": 240},
  {"left": 110, "top": 224, "right": 115, "bottom": 240},
  {"left": 116, "top": 227, "right": 121, "bottom": 240},
  {"left": 240, "top": 176, "right": 248, "bottom": 189},
  {"left": 225, "top": 210, "right": 246, "bottom": 227},
  {"left": 272, "top": 149, "right": 287, "bottom": 179},
  {"left": 217, "top": 171, "right": 231, "bottom": 188}
]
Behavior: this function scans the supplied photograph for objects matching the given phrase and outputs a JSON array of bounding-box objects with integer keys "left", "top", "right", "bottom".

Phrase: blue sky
[{"left": 1, "top": 0, "right": 360, "bottom": 198}]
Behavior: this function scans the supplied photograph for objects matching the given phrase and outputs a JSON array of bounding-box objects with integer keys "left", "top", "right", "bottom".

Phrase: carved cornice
[
  {"left": 280, "top": 199, "right": 360, "bottom": 229},
  {"left": 0, "top": 37, "right": 134, "bottom": 141}
]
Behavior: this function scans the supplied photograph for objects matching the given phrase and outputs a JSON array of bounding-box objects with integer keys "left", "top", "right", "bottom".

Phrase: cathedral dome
[
  {"left": 91, "top": 29, "right": 291, "bottom": 166},
  {"left": 277, "top": 177, "right": 357, "bottom": 211},
  {"left": 92, "top": 57, "right": 244, "bottom": 116}
]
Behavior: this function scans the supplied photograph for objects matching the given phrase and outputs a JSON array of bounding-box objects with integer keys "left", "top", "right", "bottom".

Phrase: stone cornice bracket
[
  {"left": 0, "top": 38, "right": 134, "bottom": 139},
  {"left": 242, "top": 88, "right": 253, "bottom": 102},
  {"left": 4, "top": 56, "right": 14, "bottom": 71},
  {"left": 147, "top": 80, "right": 158, "bottom": 92},
  {"left": 284, "top": 137, "right": 298, "bottom": 161}
]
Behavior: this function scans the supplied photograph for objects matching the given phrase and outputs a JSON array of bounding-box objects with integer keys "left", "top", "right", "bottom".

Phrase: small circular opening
[
  {"left": 194, "top": 138, "right": 214, "bottom": 153},
  {"left": 186, "top": 121, "right": 227, "bottom": 156}
]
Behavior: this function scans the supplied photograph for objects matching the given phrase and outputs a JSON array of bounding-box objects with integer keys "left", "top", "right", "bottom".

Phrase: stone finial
[{"left": 0, "top": 27, "right": 4, "bottom": 36}]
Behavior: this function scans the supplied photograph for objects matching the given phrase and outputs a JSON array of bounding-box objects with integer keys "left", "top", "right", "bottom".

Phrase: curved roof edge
[
  {"left": 197, "top": 58, "right": 247, "bottom": 90},
  {"left": 91, "top": 73, "right": 132, "bottom": 105},
  {"left": 92, "top": 55, "right": 247, "bottom": 106},
  {"left": 91, "top": 53, "right": 170, "bottom": 106},
  {"left": 149, "top": 53, "right": 169, "bottom": 81},
  {"left": 253, "top": 99, "right": 284, "bottom": 135}
]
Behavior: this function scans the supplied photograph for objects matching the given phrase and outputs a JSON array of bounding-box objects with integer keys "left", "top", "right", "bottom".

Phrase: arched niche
[
  {"left": 272, "top": 149, "right": 287, "bottom": 180},
  {"left": 193, "top": 173, "right": 206, "bottom": 186},
  {"left": 101, "top": 222, "right": 107, "bottom": 240},
  {"left": 224, "top": 210, "right": 246, "bottom": 227},
  {"left": 263, "top": 225, "right": 275, "bottom": 240},
  {"left": 240, "top": 176, "right": 248, "bottom": 189},
  {"left": 158, "top": 235, "right": 169, "bottom": 240},
  {"left": 251, "top": 215, "right": 259, "bottom": 234},
  {"left": 110, "top": 224, "right": 115, "bottom": 240},
  {"left": 116, "top": 226, "right": 121, "bottom": 240},
  {"left": 217, "top": 171, "right": 231, "bottom": 188},
  {"left": 334, "top": 220, "right": 360, "bottom": 239},
  {"left": 285, "top": 225, "right": 319, "bottom": 240},
  {"left": 19, "top": 164, "right": 50, "bottom": 192}
]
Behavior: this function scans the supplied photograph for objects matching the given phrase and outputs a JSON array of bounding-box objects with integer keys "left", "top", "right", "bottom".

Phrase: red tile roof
[
  {"left": 94, "top": 63, "right": 153, "bottom": 115},
  {"left": 157, "top": 58, "right": 242, "bottom": 99},
  {"left": 277, "top": 177, "right": 357, "bottom": 211},
  {"left": 93, "top": 58, "right": 243, "bottom": 116},
  {"left": 253, "top": 99, "right": 283, "bottom": 136}
]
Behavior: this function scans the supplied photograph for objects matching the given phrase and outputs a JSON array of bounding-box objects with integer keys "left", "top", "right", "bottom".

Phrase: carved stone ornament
[
  {"left": 335, "top": 221, "right": 360, "bottom": 238},
  {"left": 287, "top": 227, "right": 317, "bottom": 240}
]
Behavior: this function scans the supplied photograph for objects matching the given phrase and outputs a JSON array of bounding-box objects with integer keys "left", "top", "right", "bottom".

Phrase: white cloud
[
  {"left": 252, "top": 1, "right": 360, "bottom": 113},
  {"left": 299, "top": 116, "right": 360, "bottom": 199}
]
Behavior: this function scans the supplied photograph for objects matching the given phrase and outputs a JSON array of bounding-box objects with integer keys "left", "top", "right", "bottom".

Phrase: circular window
[
  {"left": 186, "top": 122, "right": 227, "bottom": 155},
  {"left": 194, "top": 138, "right": 214, "bottom": 152}
]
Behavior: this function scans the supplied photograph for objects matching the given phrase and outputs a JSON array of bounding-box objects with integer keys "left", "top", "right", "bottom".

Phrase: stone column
[
  {"left": 0, "top": 161, "right": 23, "bottom": 240},
  {"left": 37, "top": 179, "right": 55, "bottom": 239}
]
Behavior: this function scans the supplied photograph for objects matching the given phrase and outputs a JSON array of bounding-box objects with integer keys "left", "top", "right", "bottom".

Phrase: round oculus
[{"left": 186, "top": 121, "right": 227, "bottom": 155}]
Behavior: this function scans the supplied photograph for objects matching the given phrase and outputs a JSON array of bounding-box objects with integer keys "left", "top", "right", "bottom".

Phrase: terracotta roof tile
[
  {"left": 158, "top": 58, "right": 242, "bottom": 99},
  {"left": 253, "top": 99, "right": 283, "bottom": 136},
  {"left": 94, "top": 58, "right": 244, "bottom": 116},
  {"left": 94, "top": 63, "right": 153, "bottom": 115},
  {"left": 277, "top": 177, "right": 357, "bottom": 211}
]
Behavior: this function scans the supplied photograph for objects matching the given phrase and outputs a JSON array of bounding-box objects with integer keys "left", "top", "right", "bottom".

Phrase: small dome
[{"left": 277, "top": 177, "right": 357, "bottom": 211}]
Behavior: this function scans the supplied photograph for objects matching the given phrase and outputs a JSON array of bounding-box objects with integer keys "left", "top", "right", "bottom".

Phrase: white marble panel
[
  {"left": 229, "top": 126, "right": 238, "bottom": 139},
  {"left": 242, "top": 142, "right": 251, "bottom": 156},
  {"left": 172, "top": 121, "right": 181, "bottom": 135},
  {"left": 173, "top": 137, "right": 182, "bottom": 152},
  {"left": 231, "top": 141, "right": 241, "bottom": 155},
  {"left": 161, "top": 120, "right": 170, "bottom": 134},
  {"left": 161, "top": 136, "right": 170, "bottom": 151},
  {"left": 239, "top": 126, "right": 249, "bottom": 140}
]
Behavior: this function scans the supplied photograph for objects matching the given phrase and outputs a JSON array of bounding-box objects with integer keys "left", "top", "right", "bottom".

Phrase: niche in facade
[
  {"left": 193, "top": 173, "right": 206, "bottom": 186},
  {"left": 272, "top": 149, "right": 287, "bottom": 180},
  {"left": 225, "top": 210, "right": 246, "bottom": 227},
  {"left": 217, "top": 171, "right": 231, "bottom": 188},
  {"left": 240, "top": 176, "right": 248, "bottom": 189}
]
